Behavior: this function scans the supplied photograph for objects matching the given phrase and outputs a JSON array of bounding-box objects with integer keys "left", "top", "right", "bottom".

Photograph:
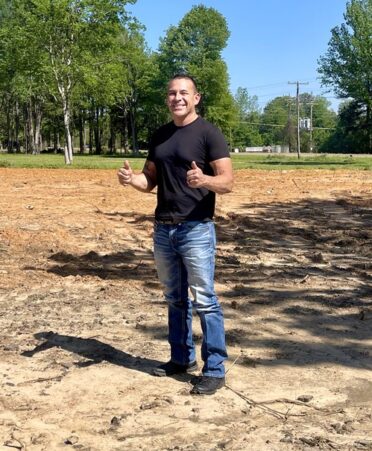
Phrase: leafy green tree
[
  {"left": 234, "top": 87, "right": 260, "bottom": 116},
  {"left": 321, "top": 100, "right": 368, "bottom": 152},
  {"left": 260, "top": 96, "right": 295, "bottom": 148},
  {"left": 156, "top": 5, "right": 236, "bottom": 134},
  {"left": 136, "top": 54, "right": 169, "bottom": 147},
  {"left": 0, "top": 0, "right": 50, "bottom": 153},
  {"left": 14, "top": 0, "right": 135, "bottom": 164},
  {"left": 260, "top": 94, "right": 337, "bottom": 152},
  {"left": 299, "top": 94, "right": 337, "bottom": 152},
  {"left": 231, "top": 88, "right": 262, "bottom": 148},
  {"left": 0, "top": 3, "right": 17, "bottom": 151},
  {"left": 112, "top": 25, "right": 155, "bottom": 153},
  {"left": 318, "top": 0, "right": 372, "bottom": 152}
]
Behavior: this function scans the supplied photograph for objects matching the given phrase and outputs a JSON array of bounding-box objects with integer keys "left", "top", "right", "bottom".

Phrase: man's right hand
[{"left": 118, "top": 160, "right": 133, "bottom": 186}]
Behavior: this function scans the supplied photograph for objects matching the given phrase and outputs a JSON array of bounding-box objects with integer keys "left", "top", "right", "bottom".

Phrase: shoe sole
[
  {"left": 190, "top": 378, "right": 225, "bottom": 395},
  {"left": 190, "top": 386, "right": 224, "bottom": 395},
  {"left": 152, "top": 363, "right": 198, "bottom": 377}
]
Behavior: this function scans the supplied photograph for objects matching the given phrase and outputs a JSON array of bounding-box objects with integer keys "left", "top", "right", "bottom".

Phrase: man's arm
[
  {"left": 186, "top": 157, "right": 233, "bottom": 194},
  {"left": 117, "top": 159, "right": 157, "bottom": 193}
]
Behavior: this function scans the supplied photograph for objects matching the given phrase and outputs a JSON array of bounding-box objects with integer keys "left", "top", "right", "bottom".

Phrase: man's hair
[{"left": 169, "top": 73, "right": 199, "bottom": 93}]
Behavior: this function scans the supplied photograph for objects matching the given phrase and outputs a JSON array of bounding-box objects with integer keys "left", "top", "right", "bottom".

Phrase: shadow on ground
[
  {"left": 37, "top": 196, "right": 371, "bottom": 370},
  {"left": 21, "top": 331, "right": 161, "bottom": 375}
]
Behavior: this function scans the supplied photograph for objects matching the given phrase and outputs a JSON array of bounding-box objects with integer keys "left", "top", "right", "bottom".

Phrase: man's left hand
[{"left": 187, "top": 161, "right": 206, "bottom": 188}]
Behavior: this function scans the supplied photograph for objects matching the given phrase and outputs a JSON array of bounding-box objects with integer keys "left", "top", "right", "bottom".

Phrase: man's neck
[{"left": 173, "top": 112, "right": 199, "bottom": 127}]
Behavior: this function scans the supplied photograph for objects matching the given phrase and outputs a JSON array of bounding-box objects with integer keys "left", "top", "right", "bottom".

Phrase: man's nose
[{"left": 175, "top": 92, "right": 182, "bottom": 100}]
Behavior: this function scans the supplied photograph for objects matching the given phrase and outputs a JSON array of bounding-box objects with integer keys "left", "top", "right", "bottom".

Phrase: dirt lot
[{"left": 0, "top": 167, "right": 371, "bottom": 451}]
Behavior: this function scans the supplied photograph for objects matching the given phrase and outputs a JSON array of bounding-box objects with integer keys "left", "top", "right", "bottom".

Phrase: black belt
[
  {"left": 155, "top": 219, "right": 212, "bottom": 225},
  {"left": 155, "top": 219, "right": 184, "bottom": 225}
]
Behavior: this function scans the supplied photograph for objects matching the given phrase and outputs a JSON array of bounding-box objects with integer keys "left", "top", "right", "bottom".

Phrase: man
[{"left": 117, "top": 74, "right": 233, "bottom": 395}]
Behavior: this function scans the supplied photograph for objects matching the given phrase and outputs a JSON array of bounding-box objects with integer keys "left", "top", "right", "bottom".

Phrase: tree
[
  {"left": 231, "top": 88, "right": 262, "bottom": 148},
  {"left": 15, "top": 0, "right": 135, "bottom": 164},
  {"left": 321, "top": 100, "right": 367, "bottom": 153},
  {"left": 299, "top": 94, "right": 337, "bottom": 152},
  {"left": 234, "top": 87, "right": 260, "bottom": 117},
  {"left": 260, "top": 94, "right": 337, "bottom": 152},
  {"left": 156, "top": 5, "right": 236, "bottom": 134},
  {"left": 318, "top": 0, "right": 372, "bottom": 152},
  {"left": 112, "top": 25, "right": 155, "bottom": 154},
  {"left": 260, "top": 96, "right": 295, "bottom": 149}
]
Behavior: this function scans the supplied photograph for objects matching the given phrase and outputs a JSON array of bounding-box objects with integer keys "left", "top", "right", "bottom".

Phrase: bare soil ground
[{"left": 0, "top": 167, "right": 371, "bottom": 451}]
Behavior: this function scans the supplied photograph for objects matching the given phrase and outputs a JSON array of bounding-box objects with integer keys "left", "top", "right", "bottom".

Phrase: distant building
[{"left": 244, "top": 145, "right": 289, "bottom": 153}]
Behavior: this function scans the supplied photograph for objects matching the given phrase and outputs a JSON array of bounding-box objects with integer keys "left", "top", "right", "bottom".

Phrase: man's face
[{"left": 167, "top": 78, "right": 201, "bottom": 121}]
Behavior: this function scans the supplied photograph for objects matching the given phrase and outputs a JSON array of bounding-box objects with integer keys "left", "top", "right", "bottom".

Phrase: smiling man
[{"left": 117, "top": 74, "right": 233, "bottom": 395}]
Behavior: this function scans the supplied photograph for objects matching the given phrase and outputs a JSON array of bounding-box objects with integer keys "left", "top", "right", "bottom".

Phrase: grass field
[{"left": 0, "top": 152, "right": 371, "bottom": 170}]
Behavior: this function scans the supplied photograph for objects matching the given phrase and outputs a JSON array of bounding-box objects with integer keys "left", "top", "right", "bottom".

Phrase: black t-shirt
[{"left": 147, "top": 116, "right": 230, "bottom": 222}]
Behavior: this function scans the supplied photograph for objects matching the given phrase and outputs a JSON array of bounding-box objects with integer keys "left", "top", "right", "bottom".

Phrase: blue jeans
[{"left": 153, "top": 220, "right": 227, "bottom": 378}]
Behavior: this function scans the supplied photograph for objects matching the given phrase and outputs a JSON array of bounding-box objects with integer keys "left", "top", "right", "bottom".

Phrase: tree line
[{"left": 0, "top": 0, "right": 370, "bottom": 164}]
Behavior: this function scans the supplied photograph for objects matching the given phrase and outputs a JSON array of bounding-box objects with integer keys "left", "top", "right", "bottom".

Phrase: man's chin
[{"left": 172, "top": 111, "right": 188, "bottom": 120}]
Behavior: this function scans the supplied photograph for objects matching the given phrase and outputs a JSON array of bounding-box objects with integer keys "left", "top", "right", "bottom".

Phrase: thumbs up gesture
[
  {"left": 186, "top": 161, "right": 205, "bottom": 188},
  {"left": 117, "top": 159, "right": 133, "bottom": 186}
]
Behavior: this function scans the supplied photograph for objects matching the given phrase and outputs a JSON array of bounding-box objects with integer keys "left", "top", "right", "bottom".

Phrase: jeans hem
[{"left": 202, "top": 373, "right": 225, "bottom": 378}]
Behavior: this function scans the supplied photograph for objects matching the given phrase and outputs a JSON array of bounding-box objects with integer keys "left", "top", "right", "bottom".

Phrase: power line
[
  {"left": 232, "top": 120, "right": 335, "bottom": 130},
  {"left": 234, "top": 121, "right": 284, "bottom": 127},
  {"left": 244, "top": 78, "right": 318, "bottom": 90},
  {"left": 244, "top": 81, "right": 291, "bottom": 89}
]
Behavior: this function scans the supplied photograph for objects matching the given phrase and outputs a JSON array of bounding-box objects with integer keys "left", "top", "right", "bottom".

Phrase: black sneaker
[
  {"left": 152, "top": 360, "right": 198, "bottom": 377},
  {"left": 190, "top": 376, "right": 225, "bottom": 395}
]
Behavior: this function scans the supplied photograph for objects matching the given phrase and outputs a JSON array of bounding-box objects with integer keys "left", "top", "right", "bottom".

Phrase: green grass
[
  {"left": 0, "top": 152, "right": 371, "bottom": 170},
  {"left": 0, "top": 153, "right": 147, "bottom": 170},
  {"left": 231, "top": 153, "right": 372, "bottom": 170}
]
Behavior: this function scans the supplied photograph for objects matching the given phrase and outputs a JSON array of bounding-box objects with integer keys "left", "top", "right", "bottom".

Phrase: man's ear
[{"left": 194, "top": 92, "right": 201, "bottom": 105}]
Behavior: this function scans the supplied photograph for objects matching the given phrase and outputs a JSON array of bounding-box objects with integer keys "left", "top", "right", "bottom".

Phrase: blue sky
[{"left": 127, "top": 0, "right": 348, "bottom": 111}]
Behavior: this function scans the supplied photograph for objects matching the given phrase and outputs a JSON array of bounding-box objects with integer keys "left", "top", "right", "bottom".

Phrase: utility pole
[
  {"left": 309, "top": 100, "right": 314, "bottom": 153},
  {"left": 286, "top": 94, "right": 293, "bottom": 152},
  {"left": 288, "top": 81, "right": 309, "bottom": 158}
]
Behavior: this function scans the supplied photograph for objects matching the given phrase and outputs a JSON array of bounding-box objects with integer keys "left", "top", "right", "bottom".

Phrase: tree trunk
[
  {"left": 6, "top": 101, "right": 12, "bottom": 153},
  {"left": 94, "top": 107, "right": 102, "bottom": 154},
  {"left": 79, "top": 110, "right": 84, "bottom": 154},
  {"left": 34, "top": 102, "right": 42, "bottom": 154},
  {"left": 367, "top": 103, "right": 371, "bottom": 153},
  {"left": 122, "top": 112, "right": 129, "bottom": 154},
  {"left": 15, "top": 101, "right": 20, "bottom": 153},
  {"left": 28, "top": 100, "right": 36, "bottom": 155},
  {"left": 129, "top": 108, "right": 138, "bottom": 155},
  {"left": 109, "top": 112, "right": 116, "bottom": 154},
  {"left": 62, "top": 97, "right": 73, "bottom": 164},
  {"left": 56, "top": 77, "right": 73, "bottom": 163},
  {"left": 88, "top": 110, "right": 93, "bottom": 154},
  {"left": 23, "top": 104, "right": 29, "bottom": 154},
  {"left": 53, "top": 127, "right": 59, "bottom": 153}
]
